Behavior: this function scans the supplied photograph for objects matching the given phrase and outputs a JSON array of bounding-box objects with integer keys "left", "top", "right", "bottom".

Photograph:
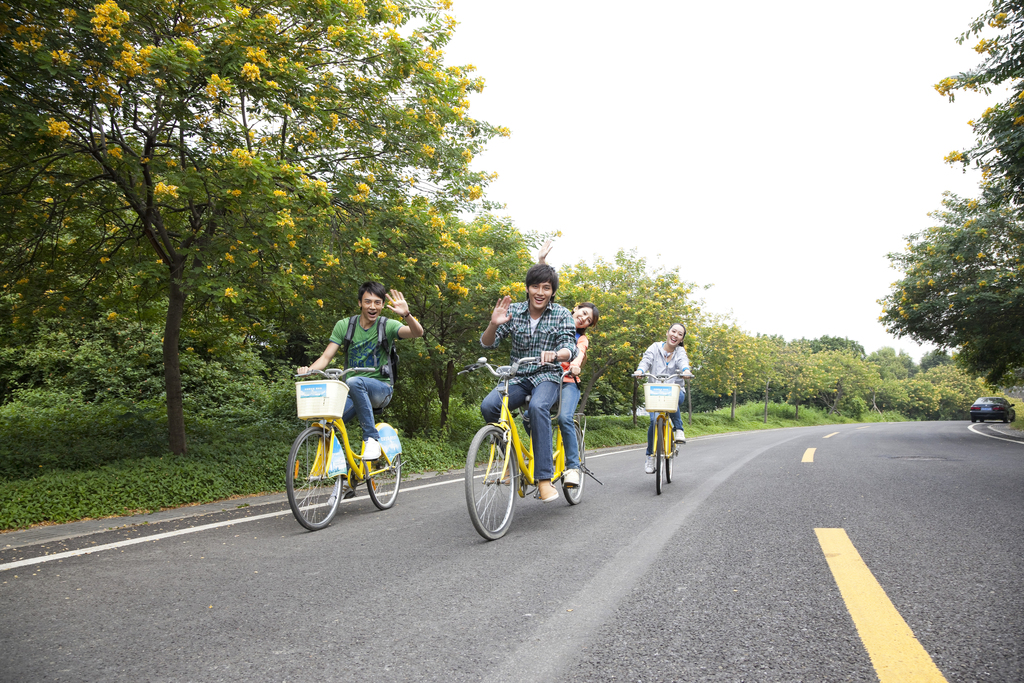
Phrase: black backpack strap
[
  {"left": 377, "top": 316, "right": 396, "bottom": 385},
  {"left": 341, "top": 315, "right": 359, "bottom": 369}
]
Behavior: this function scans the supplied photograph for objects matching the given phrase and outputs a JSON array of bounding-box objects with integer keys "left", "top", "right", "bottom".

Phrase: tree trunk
[
  {"left": 434, "top": 360, "right": 456, "bottom": 429},
  {"left": 164, "top": 264, "right": 187, "bottom": 454},
  {"left": 578, "top": 357, "right": 617, "bottom": 415},
  {"left": 731, "top": 388, "right": 737, "bottom": 419},
  {"left": 828, "top": 382, "right": 843, "bottom": 416},
  {"left": 763, "top": 379, "right": 771, "bottom": 424},
  {"left": 872, "top": 388, "right": 883, "bottom": 415},
  {"left": 794, "top": 400, "right": 800, "bottom": 420}
]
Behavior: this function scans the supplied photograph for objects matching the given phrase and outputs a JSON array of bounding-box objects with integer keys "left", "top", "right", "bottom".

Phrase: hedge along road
[{"left": 1, "top": 422, "right": 1021, "bottom": 682}]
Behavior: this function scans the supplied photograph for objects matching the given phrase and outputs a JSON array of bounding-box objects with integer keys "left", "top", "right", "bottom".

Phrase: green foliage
[
  {"left": 0, "top": 0, "right": 503, "bottom": 452},
  {"left": 920, "top": 349, "right": 953, "bottom": 372},
  {"left": 880, "top": 192, "right": 1024, "bottom": 384},
  {"left": 558, "top": 249, "right": 701, "bottom": 413},
  {"left": 937, "top": 1, "right": 1024, "bottom": 205}
]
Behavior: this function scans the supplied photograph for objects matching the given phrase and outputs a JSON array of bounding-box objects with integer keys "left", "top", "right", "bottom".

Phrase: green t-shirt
[{"left": 329, "top": 316, "right": 403, "bottom": 382}]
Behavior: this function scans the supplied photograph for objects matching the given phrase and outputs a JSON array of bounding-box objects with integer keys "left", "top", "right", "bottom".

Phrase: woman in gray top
[{"left": 633, "top": 323, "right": 693, "bottom": 474}]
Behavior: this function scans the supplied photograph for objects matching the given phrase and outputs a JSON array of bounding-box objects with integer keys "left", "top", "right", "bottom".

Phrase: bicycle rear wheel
[
  {"left": 287, "top": 425, "right": 342, "bottom": 531},
  {"left": 654, "top": 416, "right": 666, "bottom": 495},
  {"left": 563, "top": 422, "right": 585, "bottom": 505},
  {"left": 465, "top": 425, "right": 518, "bottom": 540},
  {"left": 367, "top": 452, "right": 402, "bottom": 510}
]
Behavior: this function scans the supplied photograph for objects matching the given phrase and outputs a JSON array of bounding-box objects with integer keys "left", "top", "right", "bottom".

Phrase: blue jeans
[
  {"left": 342, "top": 376, "right": 393, "bottom": 442},
  {"left": 646, "top": 390, "right": 686, "bottom": 455},
  {"left": 558, "top": 382, "right": 581, "bottom": 471},
  {"left": 481, "top": 379, "right": 560, "bottom": 480}
]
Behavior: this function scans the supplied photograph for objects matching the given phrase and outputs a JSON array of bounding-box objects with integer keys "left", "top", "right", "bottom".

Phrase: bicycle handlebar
[
  {"left": 633, "top": 371, "right": 693, "bottom": 382},
  {"left": 295, "top": 367, "right": 376, "bottom": 380},
  {"left": 459, "top": 356, "right": 570, "bottom": 381}
]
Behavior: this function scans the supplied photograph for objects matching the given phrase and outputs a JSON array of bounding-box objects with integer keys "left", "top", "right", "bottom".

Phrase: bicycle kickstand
[{"left": 580, "top": 464, "right": 603, "bottom": 485}]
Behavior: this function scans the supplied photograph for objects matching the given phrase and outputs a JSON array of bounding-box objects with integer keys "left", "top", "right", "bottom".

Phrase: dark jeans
[{"left": 480, "top": 379, "right": 560, "bottom": 480}]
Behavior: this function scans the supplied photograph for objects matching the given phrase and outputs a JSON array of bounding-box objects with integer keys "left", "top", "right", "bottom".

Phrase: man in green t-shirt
[{"left": 298, "top": 282, "right": 423, "bottom": 460}]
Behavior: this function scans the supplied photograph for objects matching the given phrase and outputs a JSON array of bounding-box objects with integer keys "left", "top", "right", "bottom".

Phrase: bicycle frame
[
  {"left": 495, "top": 389, "right": 566, "bottom": 490},
  {"left": 295, "top": 367, "right": 397, "bottom": 486},
  {"left": 470, "top": 356, "right": 569, "bottom": 493}
]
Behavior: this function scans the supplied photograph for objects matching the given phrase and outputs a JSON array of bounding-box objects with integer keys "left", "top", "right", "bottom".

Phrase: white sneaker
[
  {"left": 644, "top": 455, "right": 656, "bottom": 474},
  {"left": 563, "top": 469, "right": 581, "bottom": 487},
  {"left": 674, "top": 429, "right": 686, "bottom": 444},
  {"left": 362, "top": 437, "right": 381, "bottom": 461}
]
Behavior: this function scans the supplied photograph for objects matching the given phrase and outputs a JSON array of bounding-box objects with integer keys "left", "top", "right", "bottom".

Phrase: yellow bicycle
[
  {"left": 288, "top": 368, "right": 403, "bottom": 531},
  {"left": 460, "top": 356, "right": 599, "bottom": 541},
  {"left": 637, "top": 372, "right": 686, "bottom": 495}
]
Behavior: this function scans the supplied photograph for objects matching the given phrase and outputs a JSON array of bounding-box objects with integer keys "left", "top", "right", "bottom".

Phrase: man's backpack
[{"left": 341, "top": 315, "right": 399, "bottom": 385}]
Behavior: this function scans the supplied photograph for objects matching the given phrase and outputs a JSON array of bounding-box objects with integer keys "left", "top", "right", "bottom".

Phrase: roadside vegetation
[{"left": 0, "top": 385, "right": 915, "bottom": 531}]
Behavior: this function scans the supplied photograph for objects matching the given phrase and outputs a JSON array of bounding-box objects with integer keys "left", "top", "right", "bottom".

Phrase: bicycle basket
[
  {"left": 296, "top": 379, "right": 349, "bottom": 420},
  {"left": 644, "top": 383, "right": 680, "bottom": 412}
]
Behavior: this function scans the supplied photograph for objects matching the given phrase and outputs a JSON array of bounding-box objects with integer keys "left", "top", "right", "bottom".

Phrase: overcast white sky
[{"left": 443, "top": 0, "right": 999, "bottom": 360}]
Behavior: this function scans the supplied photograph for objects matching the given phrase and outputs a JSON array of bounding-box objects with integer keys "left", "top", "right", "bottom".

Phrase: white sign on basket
[{"left": 299, "top": 383, "right": 328, "bottom": 399}]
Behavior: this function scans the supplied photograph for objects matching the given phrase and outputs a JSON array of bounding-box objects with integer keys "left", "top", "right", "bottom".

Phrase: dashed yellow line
[
  {"left": 815, "top": 528, "right": 948, "bottom": 683},
  {"left": 802, "top": 448, "right": 816, "bottom": 463},
  {"left": 824, "top": 432, "right": 839, "bottom": 439}
]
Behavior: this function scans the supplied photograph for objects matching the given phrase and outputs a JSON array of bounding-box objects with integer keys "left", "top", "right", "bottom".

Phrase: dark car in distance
[{"left": 969, "top": 397, "right": 1017, "bottom": 423}]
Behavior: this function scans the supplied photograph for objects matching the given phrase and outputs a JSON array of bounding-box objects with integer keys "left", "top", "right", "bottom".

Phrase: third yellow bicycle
[{"left": 637, "top": 372, "right": 687, "bottom": 495}]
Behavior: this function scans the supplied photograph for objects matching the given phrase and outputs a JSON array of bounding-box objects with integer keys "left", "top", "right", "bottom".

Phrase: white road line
[
  {"left": 1, "top": 445, "right": 660, "bottom": 572},
  {"left": 968, "top": 423, "right": 1024, "bottom": 446}
]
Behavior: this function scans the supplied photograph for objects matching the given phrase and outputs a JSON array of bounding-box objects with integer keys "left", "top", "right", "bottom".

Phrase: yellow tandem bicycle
[
  {"left": 460, "top": 356, "right": 601, "bottom": 541},
  {"left": 288, "top": 367, "right": 403, "bottom": 531}
]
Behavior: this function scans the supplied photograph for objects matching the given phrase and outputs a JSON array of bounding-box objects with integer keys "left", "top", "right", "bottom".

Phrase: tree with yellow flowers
[
  {"left": 559, "top": 250, "right": 701, "bottom": 415},
  {"left": 0, "top": 0, "right": 503, "bottom": 452}
]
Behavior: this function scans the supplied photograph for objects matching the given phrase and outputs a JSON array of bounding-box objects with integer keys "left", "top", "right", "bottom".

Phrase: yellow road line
[
  {"left": 802, "top": 448, "right": 815, "bottom": 463},
  {"left": 815, "top": 528, "right": 948, "bottom": 683},
  {"left": 824, "top": 432, "right": 839, "bottom": 438}
]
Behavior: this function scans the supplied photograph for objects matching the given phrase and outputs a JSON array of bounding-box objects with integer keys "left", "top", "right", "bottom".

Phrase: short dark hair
[
  {"left": 575, "top": 302, "right": 599, "bottom": 328},
  {"left": 525, "top": 264, "right": 558, "bottom": 296},
  {"left": 358, "top": 281, "right": 387, "bottom": 302}
]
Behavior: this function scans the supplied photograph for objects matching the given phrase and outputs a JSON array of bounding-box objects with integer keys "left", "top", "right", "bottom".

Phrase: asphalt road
[{"left": 1, "top": 421, "right": 1021, "bottom": 682}]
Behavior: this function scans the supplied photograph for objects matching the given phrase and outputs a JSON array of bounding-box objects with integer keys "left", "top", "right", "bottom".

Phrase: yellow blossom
[
  {"left": 107, "top": 311, "right": 118, "bottom": 321},
  {"left": 154, "top": 182, "right": 179, "bottom": 198},
  {"left": 46, "top": 118, "right": 71, "bottom": 139},
  {"left": 241, "top": 62, "right": 261, "bottom": 82},
  {"left": 225, "top": 287, "right": 238, "bottom": 298},
  {"left": 51, "top": 50, "right": 72, "bottom": 66}
]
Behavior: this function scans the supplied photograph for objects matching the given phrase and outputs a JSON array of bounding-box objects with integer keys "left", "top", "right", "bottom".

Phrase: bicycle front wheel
[
  {"left": 665, "top": 429, "right": 675, "bottom": 484},
  {"left": 287, "top": 425, "right": 342, "bottom": 531},
  {"left": 367, "top": 452, "right": 402, "bottom": 510},
  {"left": 563, "top": 422, "right": 585, "bottom": 505},
  {"left": 465, "top": 425, "right": 518, "bottom": 541},
  {"left": 654, "top": 416, "right": 666, "bottom": 495}
]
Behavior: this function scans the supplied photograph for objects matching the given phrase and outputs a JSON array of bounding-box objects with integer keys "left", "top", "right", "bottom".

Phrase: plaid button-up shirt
[{"left": 481, "top": 301, "right": 577, "bottom": 386}]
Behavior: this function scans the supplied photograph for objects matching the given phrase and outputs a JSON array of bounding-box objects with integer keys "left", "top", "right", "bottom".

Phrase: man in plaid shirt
[{"left": 480, "top": 264, "right": 578, "bottom": 502}]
